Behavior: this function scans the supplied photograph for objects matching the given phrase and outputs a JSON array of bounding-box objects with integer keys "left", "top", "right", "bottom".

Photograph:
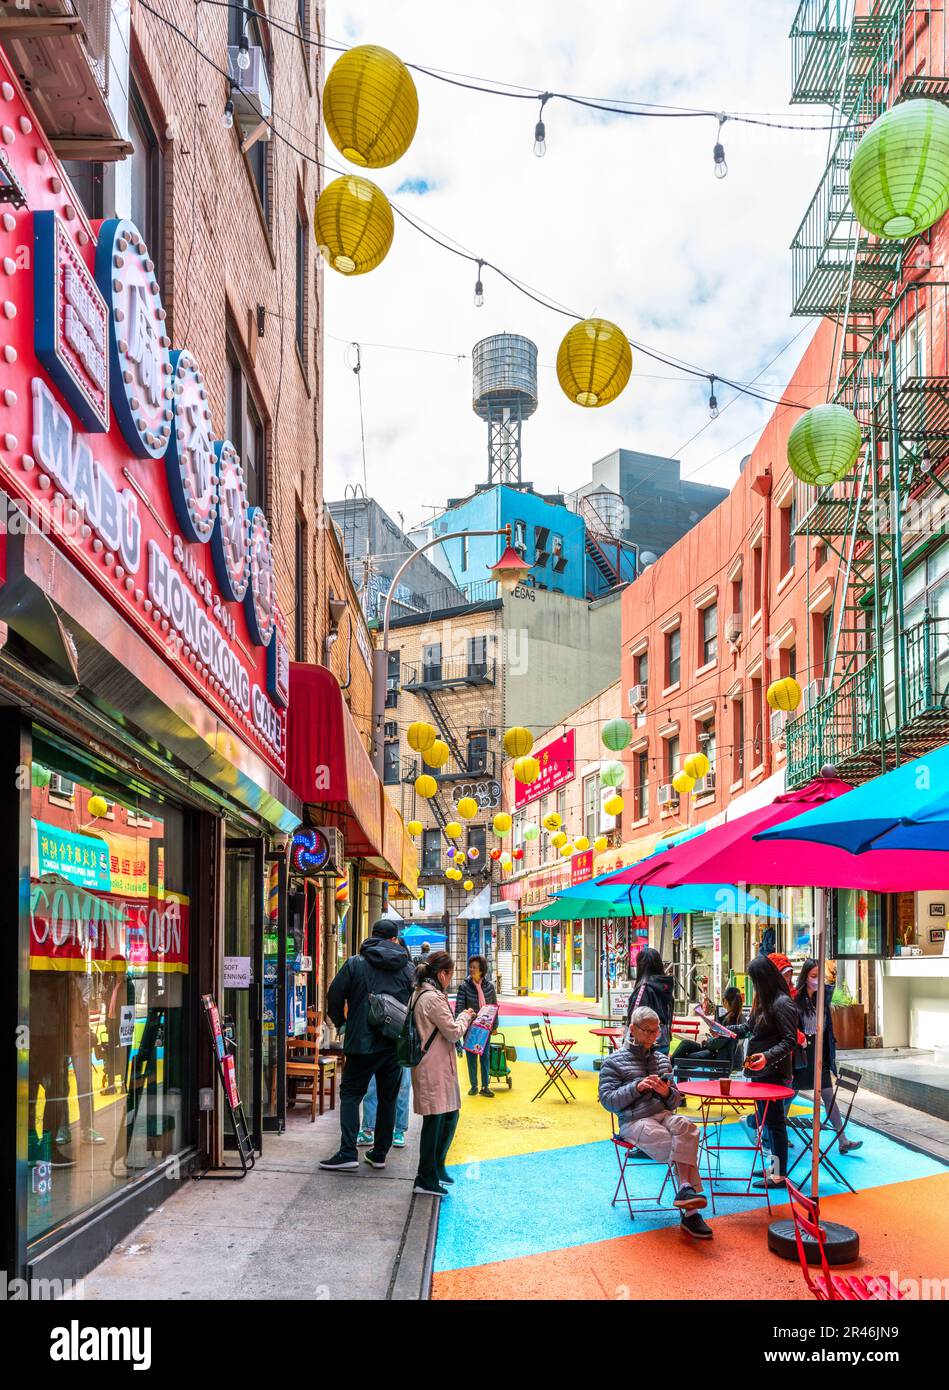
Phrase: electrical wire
[{"left": 137, "top": 0, "right": 818, "bottom": 416}]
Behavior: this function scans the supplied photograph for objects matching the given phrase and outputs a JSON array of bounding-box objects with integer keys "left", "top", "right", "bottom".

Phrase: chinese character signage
[{"left": 514, "top": 730, "right": 576, "bottom": 809}]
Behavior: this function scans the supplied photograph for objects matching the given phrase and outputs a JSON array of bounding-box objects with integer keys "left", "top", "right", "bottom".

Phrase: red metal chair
[
  {"left": 543, "top": 1012, "right": 578, "bottom": 1078},
  {"left": 609, "top": 1114, "right": 675, "bottom": 1219},
  {"left": 784, "top": 1180, "right": 904, "bottom": 1301}
]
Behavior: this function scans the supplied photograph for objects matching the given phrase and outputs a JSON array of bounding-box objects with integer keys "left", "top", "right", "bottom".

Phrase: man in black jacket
[{"left": 319, "top": 922, "right": 416, "bottom": 1173}]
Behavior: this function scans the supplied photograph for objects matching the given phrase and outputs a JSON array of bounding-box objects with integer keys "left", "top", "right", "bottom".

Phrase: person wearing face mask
[
  {"left": 792, "top": 958, "right": 862, "bottom": 1155},
  {"left": 453, "top": 955, "right": 498, "bottom": 1098}
]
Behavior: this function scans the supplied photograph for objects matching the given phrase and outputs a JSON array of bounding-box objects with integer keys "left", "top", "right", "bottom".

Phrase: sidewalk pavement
[{"left": 81, "top": 1105, "right": 439, "bottom": 1302}]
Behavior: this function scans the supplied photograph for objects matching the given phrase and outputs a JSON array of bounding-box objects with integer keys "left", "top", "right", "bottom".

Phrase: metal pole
[
  {"left": 371, "top": 527, "right": 510, "bottom": 775},
  {"left": 811, "top": 887, "right": 828, "bottom": 1202}
]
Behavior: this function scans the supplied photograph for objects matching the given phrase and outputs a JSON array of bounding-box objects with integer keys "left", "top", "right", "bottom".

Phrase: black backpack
[{"left": 396, "top": 990, "right": 438, "bottom": 1068}]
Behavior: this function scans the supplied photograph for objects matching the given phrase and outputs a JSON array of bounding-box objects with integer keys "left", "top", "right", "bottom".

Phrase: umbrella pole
[
  {"left": 768, "top": 884, "right": 860, "bottom": 1265},
  {"left": 812, "top": 887, "right": 827, "bottom": 1202}
]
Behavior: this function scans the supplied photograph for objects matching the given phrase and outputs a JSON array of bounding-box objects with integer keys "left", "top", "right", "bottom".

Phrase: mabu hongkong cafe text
[{"left": 0, "top": 54, "right": 415, "bottom": 1289}]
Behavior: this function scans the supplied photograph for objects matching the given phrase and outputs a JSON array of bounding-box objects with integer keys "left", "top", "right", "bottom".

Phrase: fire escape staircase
[{"left": 585, "top": 530, "right": 622, "bottom": 592}]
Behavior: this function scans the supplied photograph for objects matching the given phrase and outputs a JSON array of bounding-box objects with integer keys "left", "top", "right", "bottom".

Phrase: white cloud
[{"left": 323, "top": 0, "right": 828, "bottom": 526}]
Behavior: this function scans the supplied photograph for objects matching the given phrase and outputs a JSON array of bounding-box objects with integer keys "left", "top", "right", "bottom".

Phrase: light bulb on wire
[
  {"left": 237, "top": 34, "right": 251, "bottom": 71},
  {"left": 221, "top": 96, "right": 235, "bottom": 130},
  {"left": 473, "top": 259, "right": 485, "bottom": 308},
  {"left": 533, "top": 94, "right": 551, "bottom": 157},
  {"left": 713, "top": 114, "right": 728, "bottom": 179},
  {"left": 708, "top": 375, "right": 719, "bottom": 420}
]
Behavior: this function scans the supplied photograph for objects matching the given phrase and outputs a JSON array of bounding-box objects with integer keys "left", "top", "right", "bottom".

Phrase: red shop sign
[
  {"left": 0, "top": 56, "right": 288, "bottom": 776},
  {"left": 514, "top": 730, "right": 576, "bottom": 809},
  {"left": 571, "top": 848, "right": 593, "bottom": 884}
]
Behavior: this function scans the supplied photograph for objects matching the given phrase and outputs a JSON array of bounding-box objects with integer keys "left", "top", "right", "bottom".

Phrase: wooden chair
[
  {"left": 282, "top": 1011, "right": 338, "bottom": 1121},
  {"left": 784, "top": 1180, "right": 904, "bottom": 1301}
]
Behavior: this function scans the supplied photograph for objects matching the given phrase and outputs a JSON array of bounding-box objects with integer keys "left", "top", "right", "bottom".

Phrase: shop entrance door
[
  {"left": 223, "top": 838, "right": 264, "bottom": 1154},
  {"left": 263, "top": 852, "right": 287, "bottom": 1133}
]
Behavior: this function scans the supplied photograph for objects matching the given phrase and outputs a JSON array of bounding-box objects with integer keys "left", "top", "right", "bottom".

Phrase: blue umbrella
[
  {"left": 400, "top": 924, "right": 447, "bottom": 947},
  {"left": 757, "top": 742, "right": 949, "bottom": 853},
  {"left": 552, "top": 879, "right": 782, "bottom": 917}
]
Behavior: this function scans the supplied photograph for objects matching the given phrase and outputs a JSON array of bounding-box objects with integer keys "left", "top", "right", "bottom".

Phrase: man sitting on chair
[{"left": 598, "top": 1006, "right": 712, "bottom": 1240}]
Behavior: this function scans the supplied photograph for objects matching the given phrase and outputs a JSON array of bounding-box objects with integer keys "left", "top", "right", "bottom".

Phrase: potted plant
[{"left": 830, "top": 979, "right": 865, "bottom": 1051}]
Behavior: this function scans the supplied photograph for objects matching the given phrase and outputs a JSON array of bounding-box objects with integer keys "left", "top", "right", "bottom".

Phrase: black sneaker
[
  {"left": 480, "top": 1087, "right": 495, "bottom": 1098},
  {"left": 49, "top": 1147, "right": 76, "bottom": 1168},
  {"left": 673, "top": 1183, "right": 707, "bottom": 1211},
  {"left": 438, "top": 1172, "right": 455, "bottom": 1185},
  {"left": 363, "top": 1152, "right": 386, "bottom": 1169},
  {"left": 839, "top": 1137, "right": 863, "bottom": 1154},
  {"left": 468, "top": 1087, "right": 478, "bottom": 1096},
  {"left": 680, "top": 1212, "right": 713, "bottom": 1239},
  {"left": 412, "top": 1183, "right": 446, "bottom": 1197},
  {"left": 318, "top": 1152, "right": 359, "bottom": 1171},
  {"left": 753, "top": 1175, "right": 787, "bottom": 1189}
]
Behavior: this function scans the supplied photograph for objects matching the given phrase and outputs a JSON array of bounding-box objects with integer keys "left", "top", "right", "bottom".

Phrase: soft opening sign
[
  {"left": 514, "top": 729, "right": 576, "bottom": 809},
  {"left": 0, "top": 56, "right": 289, "bottom": 776}
]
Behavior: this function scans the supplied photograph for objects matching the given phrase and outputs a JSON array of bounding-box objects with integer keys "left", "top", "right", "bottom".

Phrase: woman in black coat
[
  {"left": 732, "top": 954, "right": 798, "bottom": 1188},
  {"left": 454, "top": 956, "right": 497, "bottom": 1098},
  {"left": 625, "top": 948, "right": 674, "bottom": 1052},
  {"left": 793, "top": 958, "right": 861, "bottom": 1154}
]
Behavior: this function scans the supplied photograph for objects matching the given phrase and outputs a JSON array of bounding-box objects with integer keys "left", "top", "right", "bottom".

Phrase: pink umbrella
[{"left": 601, "top": 777, "right": 949, "bottom": 893}]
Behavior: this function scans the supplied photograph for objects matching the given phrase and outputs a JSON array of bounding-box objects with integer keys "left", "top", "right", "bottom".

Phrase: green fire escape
[{"left": 783, "top": 0, "right": 949, "bottom": 786}]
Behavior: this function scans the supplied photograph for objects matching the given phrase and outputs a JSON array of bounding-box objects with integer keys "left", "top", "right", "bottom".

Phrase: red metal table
[
  {"left": 590, "top": 1027, "right": 625, "bottom": 1053},
  {"left": 677, "top": 1080, "right": 794, "bottom": 1216}
]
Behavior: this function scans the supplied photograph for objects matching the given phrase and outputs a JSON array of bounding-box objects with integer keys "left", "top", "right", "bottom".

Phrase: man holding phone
[{"left": 598, "top": 1006, "right": 712, "bottom": 1240}]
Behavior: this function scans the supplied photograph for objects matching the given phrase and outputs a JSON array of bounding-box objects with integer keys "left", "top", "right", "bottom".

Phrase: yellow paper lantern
[
  {"left": 415, "top": 774, "right": 437, "bottom": 799},
  {"left": 456, "top": 797, "right": 478, "bottom": 819},
  {"left": 513, "top": 756, "right": 540, "bottom": 785},
  {"left": 314, "top": 175, "right": 394, "bottom": 276},
  {"left": 406, "top": 720, "right": 436, "bottom": 753},
  {"left": 604, "top": 794, "right": 624, "bottom": 817},
  {"left": 683, "top": 752, "right": 710, "bottom": 781},
  {"left": 407, "top": 820, "right": 423, "bottom": 836},
  {"left": 501, "top": 860, "right": 512, "bottom": 873},
  {"left": 445, "top": 821, "right": 463, "bottom": 840},
  {"left": 575, "top": 836, "right": 590, "bottom": 852},
  {"left": 672, "top": 770, "right": 695, "bottom": 795},
  {"left": 767, "top": 676, "right": 803, "bottom": 713},
  {"left": 87, "top": 794, "right": 110, "bottom": 819},
  {"left": 422, "top": 738, "right": 450, "bottom": 769},
  {"left": 594, "top": 836, "right": 608, "bottom": 854},
  {"left": 560, "top": 843, "right": 575, "bottom": 858},
  {"left": 500, "top": 852, "right": 512, "bottom": 865},
  {"left": 463, "top": 879, "right": 475, "bottom": 892},
  {"left": 551, "top": 831, "right": 567, "bottom": 849},
  {"left": 492, "top": 812, "right": 512, "bottom": 834},
  {"left": 503, "top": 726, "right": 534, "bottom": 758},
  {"left": 323, "top": 45, "right": 419, "bottom": 169},
  {"left": 557, "top": 317, "right": 632, "bottom": 408},
  {"left": 543, "top": 812, "right": 562, "bottom": 832}
]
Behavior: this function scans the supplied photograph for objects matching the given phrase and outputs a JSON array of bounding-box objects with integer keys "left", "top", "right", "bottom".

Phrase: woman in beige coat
[{"left": 409, "top": 952, "right": 475, "bottom": 1196}]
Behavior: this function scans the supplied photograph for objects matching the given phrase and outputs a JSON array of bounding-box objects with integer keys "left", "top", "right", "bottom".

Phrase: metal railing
[
  {"left": 904, "top": 612, "right": 949, "bottom": 719},
  {"left": 402, "top": 655, "right": 497, "bottom": 688},
  {"left": 790, "top": 0, "right": 851, "bottom": 105},
  {"left": 785, "top": 658, "right": 878, "bottom": 783}
]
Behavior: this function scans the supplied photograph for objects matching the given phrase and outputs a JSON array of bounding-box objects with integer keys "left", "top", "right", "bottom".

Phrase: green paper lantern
[
  {"left": 787, "top": 405, "right": 862, "bottom": 487},
  {"left": 601, "top": 718, "right": 632, "bottom": 752},
  {"left": 600, "top": 760, "right": 626, "bottom": 788},
  {"left": 850, "top": 99, "right": 949, "bottom": 240},
  {"left": 523, "top": 823, "right": 540, "bottom": 841},
  {"left": 31, "top": 762, "right": 51, "bottom": 790}
]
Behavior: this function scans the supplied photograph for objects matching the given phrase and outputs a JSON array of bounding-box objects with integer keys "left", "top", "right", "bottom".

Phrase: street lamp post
[{"left": 371, "top": 526, "right": 531, "bottom": 776}]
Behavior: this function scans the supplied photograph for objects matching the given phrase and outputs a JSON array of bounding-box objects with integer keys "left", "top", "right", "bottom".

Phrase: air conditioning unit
[
  {"left": 49, "top": 773, "right": 76, "bottom": 800},
  {"left": 801, "top": 678, "right": 825, "bottom": 711},
  {"left": 386, "top": 676, "right": 400, "bottom": 691},
  {"left": 628, "top": 682, "right": 648, "bottom": 709},
  {"left": 724, "top": 612, "right": 742, "bottom": 643},
  {"left": 658, "top": 783, "right": 677, "bottom": 807},
  {"left": 228, "top": 46, "right": 273, "bottom": 138},
  {"left": 693, "top": 771, "right": 717, "bottom": 795},
  {"left": 770, "top": 709, "right": 788, "bottom": 742}
]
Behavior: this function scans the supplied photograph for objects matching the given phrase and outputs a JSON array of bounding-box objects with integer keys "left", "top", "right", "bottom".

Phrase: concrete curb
[{"left": 388, "top": 1192, "right": 440, "bottom": 1301}]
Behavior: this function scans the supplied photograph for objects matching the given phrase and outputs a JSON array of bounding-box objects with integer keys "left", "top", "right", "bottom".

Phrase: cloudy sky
[{"left": 323, "top": 1, "right": 831, "bottom": 530}]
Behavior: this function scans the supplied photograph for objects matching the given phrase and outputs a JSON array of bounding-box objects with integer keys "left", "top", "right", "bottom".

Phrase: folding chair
[
  {"left": 671, "top": 1054, "right": 733, "bottom": 1177},
  {"left": 784, "top": 1179, "right": 904, "bottom": 1301},
  {"left": 528, "top": 1022, "right": 576, "bottom": 1103},
  {"left": 542, "top": 1012, "right": 579, "bottom": 1078},
  {"left": 609, "top": 1113, "right": 675, "bottom": 1219},
  {"left": 786, "top": 1066, "right": 861, "bottom": 1193}
]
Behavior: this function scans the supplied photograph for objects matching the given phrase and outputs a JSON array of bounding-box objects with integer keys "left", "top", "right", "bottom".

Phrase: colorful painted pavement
[{"left": 432, "top": 1007, "right": 949, "bottom": 1300}]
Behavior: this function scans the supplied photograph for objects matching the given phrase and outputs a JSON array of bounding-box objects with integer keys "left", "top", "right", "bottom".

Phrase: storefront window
[
  {"left": 27, "top": 741, "right": 191, "bottom": 1242},
  {"left": 786, "top": 886, "right": 816, "bottom": 957},
  {"left": 834, "top": 889, "right": 884, "bottom": 957}
]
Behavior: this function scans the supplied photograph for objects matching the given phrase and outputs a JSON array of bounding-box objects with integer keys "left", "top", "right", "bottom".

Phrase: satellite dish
[{"left": 640, "top": 551, "right": 658, "bottom": 568}]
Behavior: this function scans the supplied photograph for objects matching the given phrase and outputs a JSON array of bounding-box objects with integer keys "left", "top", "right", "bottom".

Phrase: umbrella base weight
[{"left": 768, "top": 1218, "right": 860, "bottom": 1265}]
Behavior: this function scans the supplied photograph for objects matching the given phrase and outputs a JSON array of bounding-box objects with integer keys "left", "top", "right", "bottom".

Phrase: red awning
[{"left": 287, "top": 663, "right": 383, "bottom": 860}]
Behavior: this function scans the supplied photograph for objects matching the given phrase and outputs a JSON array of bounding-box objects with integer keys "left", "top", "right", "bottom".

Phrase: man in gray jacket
[{"left": 598, "top": 1006, "right": 712, "bottom": 1239}]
